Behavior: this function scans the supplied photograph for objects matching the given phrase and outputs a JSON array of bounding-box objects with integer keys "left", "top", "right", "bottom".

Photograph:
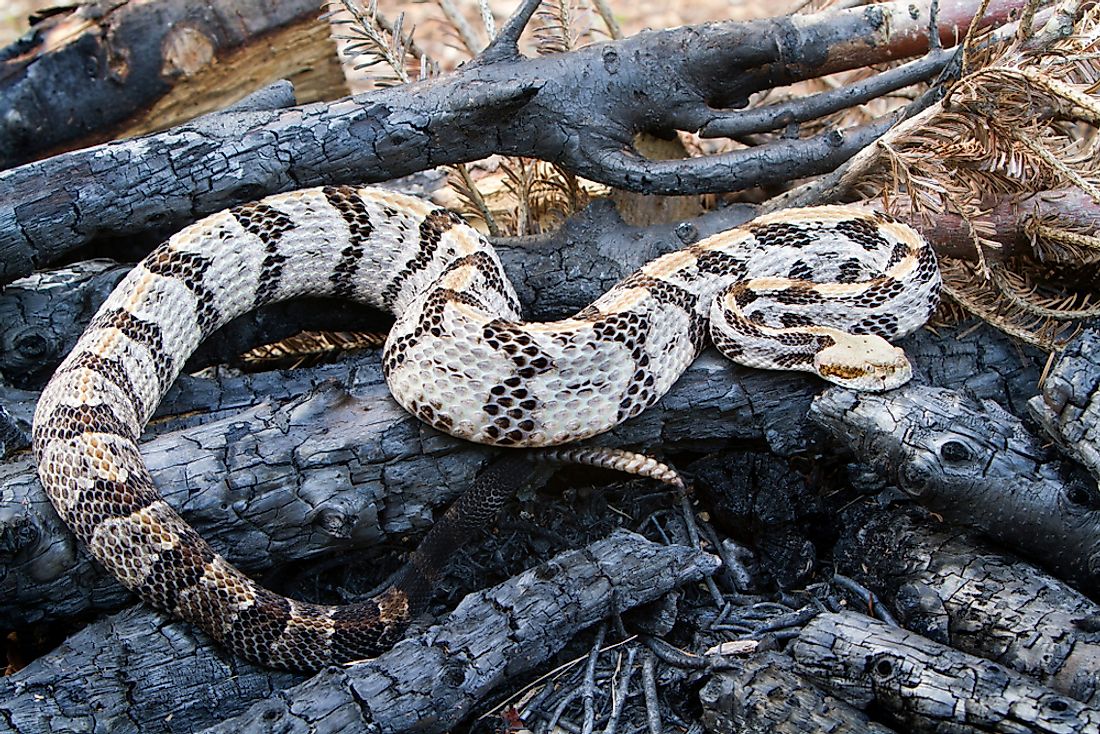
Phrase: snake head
[{"left": 813, "top": 335, "right": 912, "bottom": 392}]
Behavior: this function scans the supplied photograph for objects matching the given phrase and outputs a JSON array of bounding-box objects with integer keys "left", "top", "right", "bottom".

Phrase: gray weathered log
[
  {"left": 0, "top": 198, "right": 755, "bottom": 388},
  {"left": 810, "top": 384, "right": 1100, "bottom": 591},
  {"left": 698, "top": 651, "right": 898, "bottom": 733},
  {"left": 793, "top": 611, "right": 1100, "bottom": 733},
  {"left": 0, "top": 0, "right": 1023, "bottom": 286},
  {"left": 1029, "top": 321, "right": 1100, "bottom": 481},
  {"left": 0, "top": 530, "right": 718, "bottom": 734},
  {"left": 834, "top": 507, "right": 1100, "bottom": 705}
]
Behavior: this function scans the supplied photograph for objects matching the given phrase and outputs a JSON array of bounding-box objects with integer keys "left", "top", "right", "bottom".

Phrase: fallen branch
[
  {"left": 793, "top": 611, "right": 1100, "bottom": 733},
  {"left": 0, "top": 0, "right": 347, "bottom": 169},
  {"left": 0, "top": 530, "right": 718, "bottom": 734},
  {"left": 699, "top": 651, "right": 898, "bottom": 733},
  {"left": 0, "top": 0, "right": 1025, "bottom": 286},
  {"left": 810, "top": 383, "right": 1100, "bottom": 591},
  {"left": 834, "top": 506, "right": 1100, "bottom": 705}
]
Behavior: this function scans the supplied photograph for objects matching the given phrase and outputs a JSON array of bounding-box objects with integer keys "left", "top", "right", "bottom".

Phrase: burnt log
[
  {"left": 0, "top": 0, "right": 346, "bottom": 169},
  {"left": 793, "top": 611, "right": 1100, "bottom": 733},
  {"left": 698, "top": 651, "right": 898, "bottom": 733},
  {"left": 834, "top": 507, "right": 1100, "bottom": 705},
  {"left": 0, "top": 530, "right": 718, "bottom": 734},
  {"left": 0, "top": 0, "right": 1025, "bottom": 286},
  {"left": 1030, "top": 321, "right": 1100, "bottom": 481},
  {"left": 809, "top": 384, "right": 1100, "bottom": 591},
  {"left": 0, "top": 316, "right": 1044, "bottom": 629},
  {"left": 0, "top": 350, "right": 795, "bottom": 628}
]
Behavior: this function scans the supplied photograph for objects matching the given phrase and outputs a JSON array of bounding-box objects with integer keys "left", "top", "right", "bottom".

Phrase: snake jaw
[{"left": 813, "top": 336, "right": 913, "bottom": 392}]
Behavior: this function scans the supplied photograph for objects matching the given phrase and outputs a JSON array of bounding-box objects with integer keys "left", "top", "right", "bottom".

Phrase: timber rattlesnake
[{"left": 32, "top": 186, "right": 940, "bottom": 670}]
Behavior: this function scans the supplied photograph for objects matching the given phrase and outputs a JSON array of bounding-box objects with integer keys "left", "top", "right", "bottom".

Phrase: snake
[{"left": 32, "top": 185, "right": 941, "bottom": 670}]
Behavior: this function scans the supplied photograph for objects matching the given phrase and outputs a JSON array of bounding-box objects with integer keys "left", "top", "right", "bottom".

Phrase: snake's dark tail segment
[{"left": 392, "top": 454, "right": 540, "bottom": 615}]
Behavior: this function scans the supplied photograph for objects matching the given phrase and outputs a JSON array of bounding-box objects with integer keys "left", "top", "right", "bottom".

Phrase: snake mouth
[{"left": 814, "top": 340, "right": 913, "bottom": 391}]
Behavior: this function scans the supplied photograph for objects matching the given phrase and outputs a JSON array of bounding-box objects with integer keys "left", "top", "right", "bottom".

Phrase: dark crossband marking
[
  {"left": 55, "top": 352, "right": 147, "bottom": 422},
  {"left": 620, "top": 273, "right": 707, "bottom": 350},
  {"left": 749, "top": 221, "right": 818, "bottom": 249},
  {"left": 845, "top": 277, "right": 906, "bottom": 306},
  {"left": 35, "top": 401, "right": 138, "bottom": 443},
  {"left": 440, "top": 250, "right": 520, "bottom": 313},
  {"left": 838, "top": 258, "right": 868, "bottom": 283},
  {"left": 834, "top": 218, "right": 888, "bottom": 251},
  {"left": 233, "top": 202, "right": 297, "bottom": 306},
  {"left": 87, "top": 308, "right": 173, "bottom": 392},
  {"left": 852, "top": 313, "right": 901, "bottom": 337},
  {"left": 138, "top": 536, "right": 215, "bottom": 613},
  {"left": 324, "top": 186, "right": 374, "bottom": 298},
  {"left": 143, "top": 244, "right": 221, "bottom": 336},
  {"left": 693, "top": 248, "right": 747, "bottom": 277},
  {"left": 380, "top": 208, "right": 464, "bottom": 309}
]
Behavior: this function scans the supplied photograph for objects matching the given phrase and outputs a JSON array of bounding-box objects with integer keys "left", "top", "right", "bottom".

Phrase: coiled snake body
[{"left": 33, "top": 186, "right": 940, "bottom": 670}]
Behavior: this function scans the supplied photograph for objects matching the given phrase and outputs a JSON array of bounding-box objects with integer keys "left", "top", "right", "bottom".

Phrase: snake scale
[{"left": 32, "top": 186, "right": 940, "bottom": 670}]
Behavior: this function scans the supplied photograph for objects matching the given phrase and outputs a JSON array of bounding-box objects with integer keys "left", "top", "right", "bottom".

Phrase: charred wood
[
  {"left": 698, "top": 651, "right": 897, "bottom": 734},
  {"left": 809, "top": 384, "right": 1100, "bottom": 591},
  {"left": 0, "top": 0, "right": 1025, "bottom": 286},
  {"left": 0, "top": 531, "right": 717, "bottom": 734},
  {"left": 0, "top": 0, "right": 346, "bottom": 169},
  {"left": 0, "top": 350, "right": 800, "bottom": 629},
  {"left": 0, "top": 315, "right": 1046, "bottom": 629},
  {"left": 1030, "top": 321, "right": 1100, "bottom": 481},
  {"left": 833, "top": 507, "right": 1100, "bottom": 705},
  {"left": 793, "top": 611, "right": 1100, "bottom": 733}
]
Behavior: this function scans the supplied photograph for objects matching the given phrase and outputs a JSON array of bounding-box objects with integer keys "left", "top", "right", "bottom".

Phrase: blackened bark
[
  {"left": 834, "top": 507, "right": 1100, "bottom": 705},
  {"left": 809, "top": 384, "right": 1100, "bottom": 591},
  {"left": 0, "top": 531, "right": 718, "bottom": 734},
  {"left": 793, "top": 611, "right": 1100, "bottom": 733},
  {"left": 1029, "top": 321, "right": 1100, "bottom": 481},
  {"left": 698, "top": 652, "right": 898, "bottom": 733},
  {"left": 0, "top": 0, "right": 1025, "bottom": 286},
  {"left": 0, "top": 0, "right": 346, "bottom": 169}
]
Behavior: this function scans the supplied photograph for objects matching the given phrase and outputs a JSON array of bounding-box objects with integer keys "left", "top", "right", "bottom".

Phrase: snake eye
[{"left": 939, "top": 440, "right": 971, "bottom": 463}]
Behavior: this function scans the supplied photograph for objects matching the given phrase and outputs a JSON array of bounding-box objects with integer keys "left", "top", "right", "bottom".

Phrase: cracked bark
[
  {"left": 0, "top": 319, "right": 1038, "bottom": 629},
  {"left": 793, "top": 611, "right": 1100, "bottom": 733},
  {"left": 1029, "top": 321, "right": 1100, "bottom": 482},
  {"left": 0, "top": 531, "right": 717, "bottom": 734},
  {"left": 809, "top": 383, "right": 1100, "bottom": 591},
  {"left": 833, "top": 507, "right": 1100, "bottom": 706},
  {"left": 698, "top": 651, "right": 898, "bottom": 733},
  {"left": 0, "top": 0, "right": 1026, "bottom": 286},
  {"left": 0, "top": 312, "right": 1040, "bottom": 629}
]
